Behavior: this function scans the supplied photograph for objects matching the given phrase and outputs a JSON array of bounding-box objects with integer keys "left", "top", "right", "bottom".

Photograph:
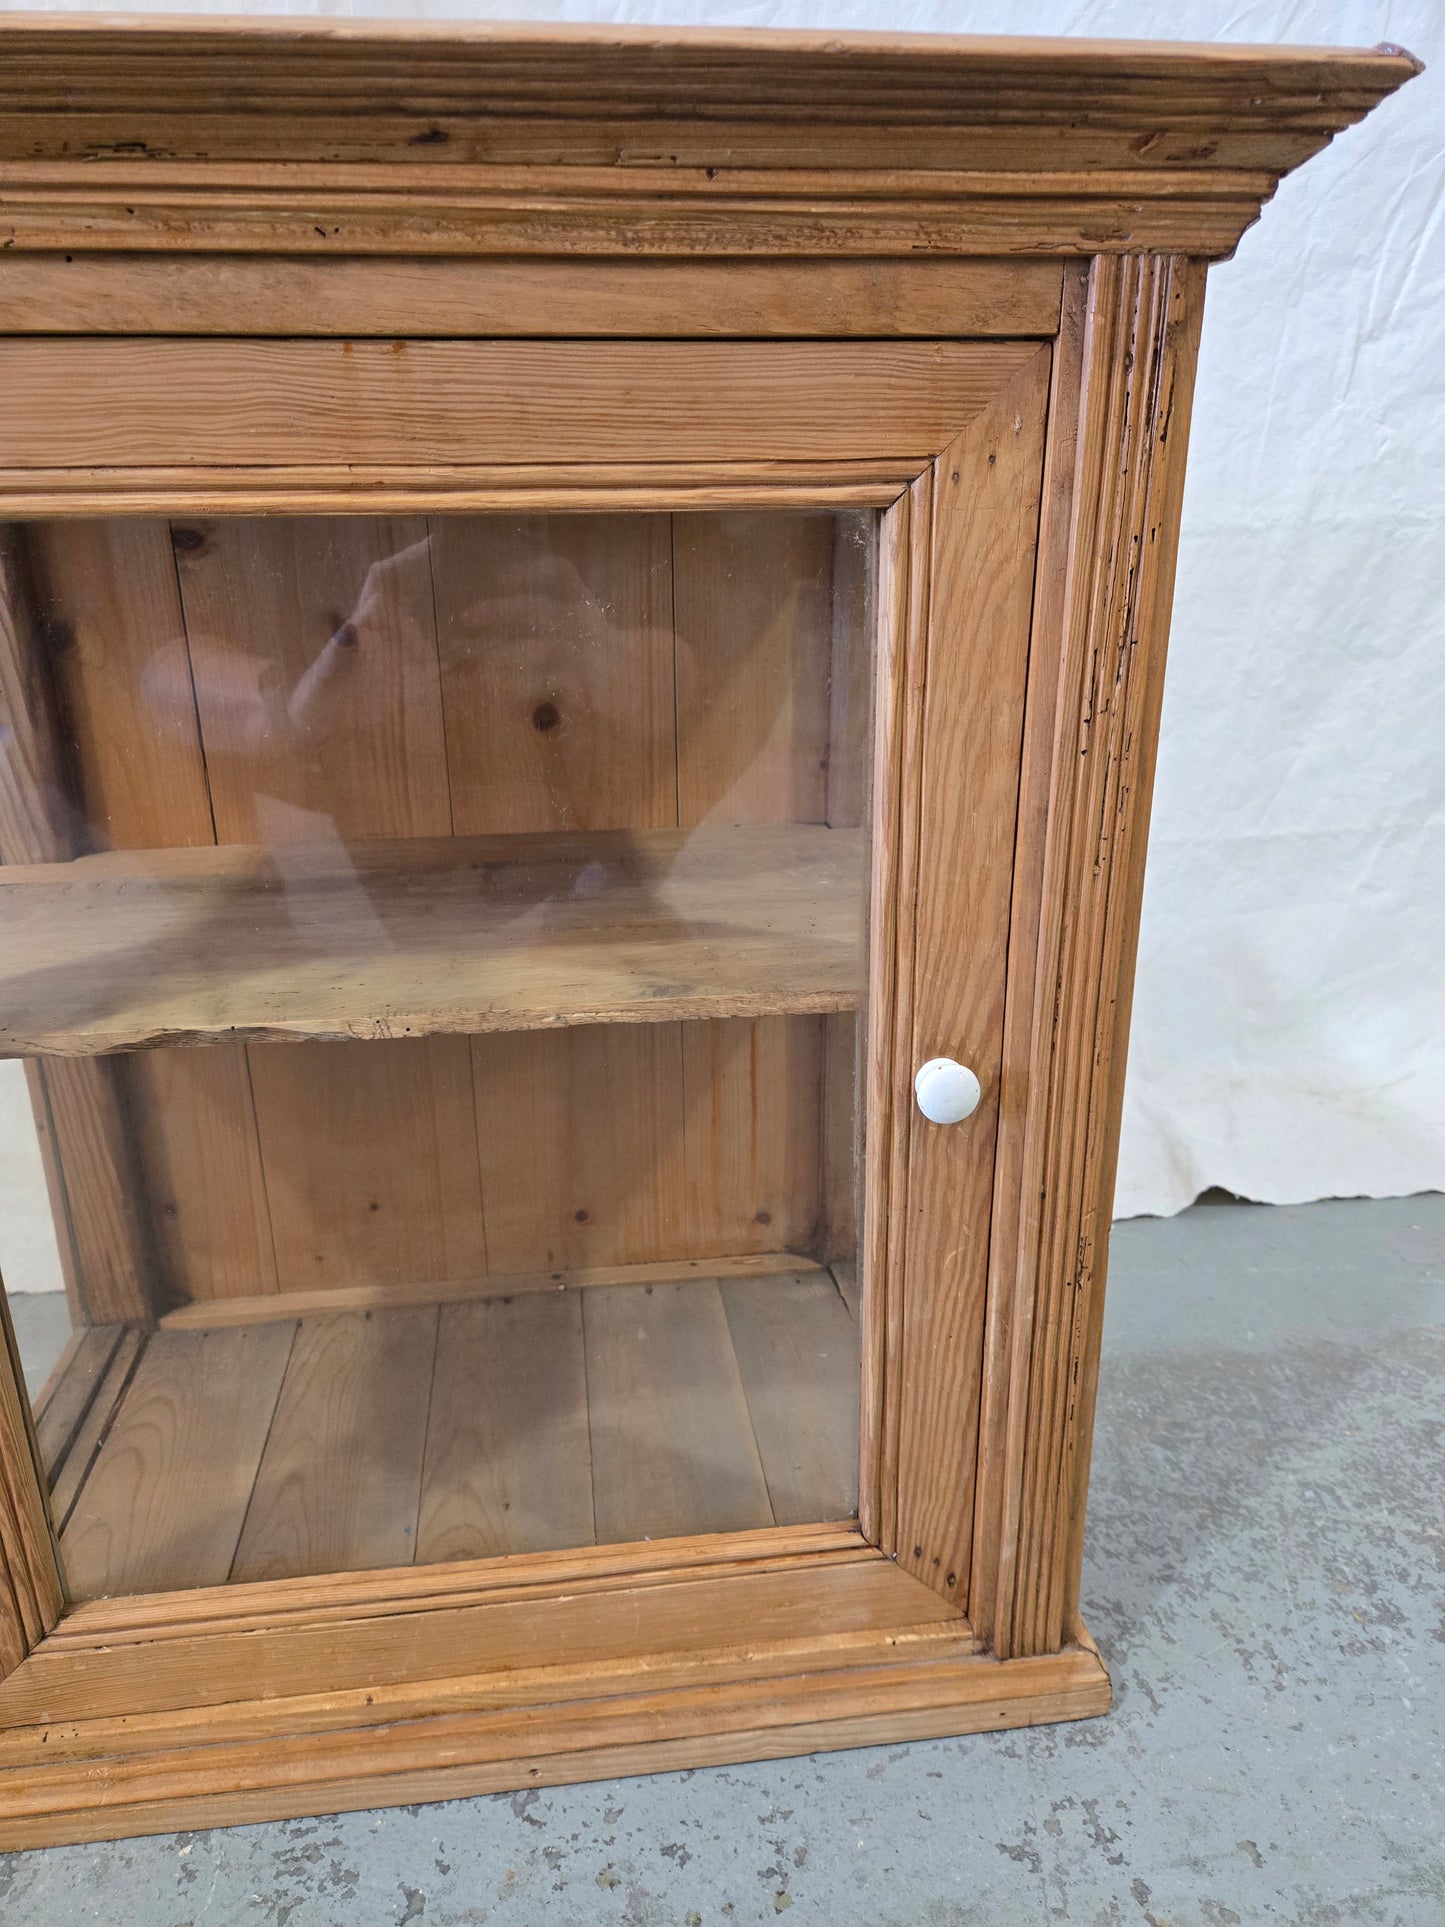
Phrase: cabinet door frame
[{"left": 0, "top": 253, "right": 1204, "bottom": 1844}]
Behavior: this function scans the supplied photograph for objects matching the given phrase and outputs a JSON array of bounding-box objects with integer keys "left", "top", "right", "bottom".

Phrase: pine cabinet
[{"left": 0, "top": 17, "right": 1414, "bottom": 1846}]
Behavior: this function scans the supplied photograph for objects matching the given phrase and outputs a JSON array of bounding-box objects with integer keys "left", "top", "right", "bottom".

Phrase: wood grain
[
  {"left": 172, "top": 514, "right": 451, "bottom": 847},
  {"left": 988, "top": 255, "right": 1207, "bottom": 1660},
  {"left": 0, "top": 469, "right": 909, "bottom": 521},
  {"left": 857, "top": 481, "right": 926, "bottom": 1551},
  {"left": 435, "top": 509, "right": 685, "bottom": 1284},
  {"left": 967, "top": 260, "right": 1089, "bottom": 1653},
  {"left": 722, "top": 1273, "right": 860, "bottom": 1526},
  {"left": 890, "top": 348, "right": 1051, "bottom": 1612},
  {"left": 23, "top": 1058, "right": 160, "bottom": 1327},
  {"left": 231, "top": 1309, "right": 438, "bottom": 1583},
  {"left": 0, "top": 826, "right": 863, "bottom": 1055},
  {"left": 671, "top": 510, "right": 852, "bottom": 1266},
  {"left": 0, "top": 9, "right": 1410, "bottom": 1829},
  {"left": 416, "top": 1293, "right": 594, "bottom": 1563},
  {"left": 23, "top": 516, "right": 278, "bottom": 1316},
  {"left": 60, "top": 1325, "right": 295, "bottom": 1599},
  {"left": 584, "top": 1281, "right": 775, "bottom": 1544},
  {"left": 0, "top": 1639, "right": 1108, "bottom": 1850},
  {"left": 0, "top": 255, "right": 1066, "bottom": 339},
  {"left": 0, "top": 524, "right": 163, "bottom": 1326},
  {"left": 247, "top": 1040, "right": 486, "bottom": 1297},
  {"left": 33, "top": 1269, "right": 857, "bottom": 1582},
  {"left": 0, "top": 1290, "right": 64, "bottom": 1674},
  {"left": 433, "top": 512, "right": 674, "bottom": 838},
  {"left": 158, "top": 1251, "right": 822, "bottom": 1330},
  {"left": 32, "top": 1324, "right": 124, "bottom": 1484},
  {"left": 0, "top": 18, "right": 1412, "bottom": 173},
  {"left": 680, "top": 1017, "right": 824, "bottom": 1261},
  {"left": 474, "top": 1021, "right": 687, "bottom": 1275},
  {"left": 24, "top": 520, "right": 214, "bottom": 851},
  {"left": 0, "top": 526, "right": 73, "bottom": 865},
  {"left": 0, "top": 341, "right": 1037, "bottom": 472},
  {"left": 46, "top": 1328, "right": 144, "bottom": 1532},
  {"left": 673, "top": 511, "right": 833, "bottom": 829},
  {"left": 3, "top": 1543, "right": 946, "bottom": 1724},
  {"left": 126, "top": 1045, "right": 280, "bottom": 1305}
]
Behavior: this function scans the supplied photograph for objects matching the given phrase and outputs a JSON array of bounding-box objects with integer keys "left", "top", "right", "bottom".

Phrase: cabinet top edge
[
  {"left": 0, "top": 14, "right": 1420, "bottom": 114},
  {"left": 0, "top": 15, "right": 1418, "bottom": 266}
]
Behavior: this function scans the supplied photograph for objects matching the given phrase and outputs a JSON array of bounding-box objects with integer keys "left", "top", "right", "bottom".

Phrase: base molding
[{"left": 0, "top": 1630, "right": 1110, "bottom": 1848}]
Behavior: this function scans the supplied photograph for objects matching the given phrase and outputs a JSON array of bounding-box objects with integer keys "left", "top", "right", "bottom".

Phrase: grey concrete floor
[{"left": 1, "top": 1192, "right": 1442, "bottom": 1924}]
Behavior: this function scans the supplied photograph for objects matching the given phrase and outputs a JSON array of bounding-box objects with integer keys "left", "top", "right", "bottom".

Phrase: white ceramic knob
[{"left": 913, "top": 1058, "right": 981, "bottom": 1125}]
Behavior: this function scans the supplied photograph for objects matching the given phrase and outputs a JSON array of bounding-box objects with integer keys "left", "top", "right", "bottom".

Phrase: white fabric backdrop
[{"left": 0, "top": 1, "right": 1439, "bottom": 1296}]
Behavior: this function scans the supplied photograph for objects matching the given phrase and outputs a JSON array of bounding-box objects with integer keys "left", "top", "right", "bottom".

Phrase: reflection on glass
[{"left": 0, "top": 510, "right": 874, "bottom": 1598}]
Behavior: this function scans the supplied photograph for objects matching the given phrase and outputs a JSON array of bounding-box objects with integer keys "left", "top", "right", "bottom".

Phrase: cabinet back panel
[{"left": 19, "top": 511, "right": 868, "bottom": 1306}]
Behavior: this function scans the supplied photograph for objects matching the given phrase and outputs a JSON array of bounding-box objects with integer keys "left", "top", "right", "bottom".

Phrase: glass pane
[{"left": 0, "top": 510, "right": 874, "bottom": 1598}]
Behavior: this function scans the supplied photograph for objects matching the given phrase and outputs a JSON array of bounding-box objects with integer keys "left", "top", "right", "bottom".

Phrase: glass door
[{"left": 0, "top": 508, "right": 875, "bottom": 1598}]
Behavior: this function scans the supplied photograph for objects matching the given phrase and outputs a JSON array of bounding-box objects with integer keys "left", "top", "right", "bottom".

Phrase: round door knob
[{"left": 914, "top": 1058, "right": 981, "bottom": 1125}]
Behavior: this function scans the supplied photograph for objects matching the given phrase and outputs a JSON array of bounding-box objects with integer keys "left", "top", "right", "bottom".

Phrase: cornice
[{"left": 0, "top": 17, "right": 1420, "bottom": 260}]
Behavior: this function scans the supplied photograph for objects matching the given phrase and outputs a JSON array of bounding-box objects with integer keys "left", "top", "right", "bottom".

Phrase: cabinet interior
[{"left": 2, "top": 507, "right": 873, "bottom": 1595}]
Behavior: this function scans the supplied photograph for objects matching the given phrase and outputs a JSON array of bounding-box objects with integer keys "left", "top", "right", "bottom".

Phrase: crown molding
[{"left": 0, "top": 17, "right": 1421, "bottom": 260}]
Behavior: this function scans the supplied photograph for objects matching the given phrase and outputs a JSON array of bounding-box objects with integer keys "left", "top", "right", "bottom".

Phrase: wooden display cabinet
[{"left": 0, "top": 17, "right": 1415, "bottom": 1847}]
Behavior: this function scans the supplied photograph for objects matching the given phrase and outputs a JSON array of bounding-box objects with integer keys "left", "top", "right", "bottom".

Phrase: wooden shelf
[
  {"left": 0, "top": 824, "right": 863, "bottom": 1057},
  {"left": 38, "top": 1265, "right": 862, "bottom": 1599}
]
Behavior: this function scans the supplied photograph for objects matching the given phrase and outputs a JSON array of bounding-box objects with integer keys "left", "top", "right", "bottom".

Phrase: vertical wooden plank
[
  {"left": 0, "top": 524, "right": 162, "bottom": 1328},
  {"left": 248, "top": 1039, "right": 486, "bottom": 1293},
  {"left": 437, "top": 514, "right": 687, "bottom": 1278},
  {"left": 673, "top": 511, "right": 833, "bottom": 828},
  {"left": 0, "top": 527, "right": 73, "bottom": 863},
  {"left": 891, "top": 347, "right": 1052, "bottom": 1613},
  {"left": 60, "top": 1323, "right": 295, "bottom": 1599},
  {"left": 824, "top": 509, "right": 875, "bottom": 834},
  {"left": 969, "top": 259, "right": 1089, "bottom": 1653},
  {"left": 1054, "top": 265, "right": 1205, "bottom": 1649},
  {"left": 23, "top": 1058, "right": 158, "bottom": 1329},
  {"left": 983, "top": 258, "right": 1207, "bottom": 1660},
  {"left": 430, "top": 513, "right": 676, "bottom": 836},
  {"left": 172, "top": 515, "right": 484, "bottom": 1303},
  {"left": 819, "top": 513, "right": 873, "bottom": 1265},
  {"left": 46, "top": 1328, "right": 145, "bottom": 1530},
  {"left": 171, "top": 514, "right": 450, "bottom": 844},
  {"left": 0, "top": 1285, "right": 64, "bottom": 1672},
  {"left": 25, "top": 517, "right": 276, "bottom": 1313},
  {"left": 231, "top": 1307, "right": 438, "bottom": 1583},
  {"left": 32, "top": 1324, "right": 125, "bottom": 1483},
  {"left": 818, "top": 1010, "right": 860, "bottom": 1264},
  {"left": 26, "top": 520, "right": 217, "bottom": 849},
  {"left": 674, "top": 511, "right": 839, "bottom": 1262},
  {"left": 584, "top": 1280, "right": 774, "bottom": 1545},
  {"left": 416, "top": 1292, "right": 593, "bottom": 1563},
  {"left": 127, "top": 1046, "right": 279, "bottom": 1305},
  {"left": 681, "top": 1016, "right": 822, "bottom": 1259},
  {"left": 863, "top": 481, "right": 930, "bottom": 1553},
  {"left": 473, "top": 1024, "right": 686, "bottom": 1275},
  {"left": 722, "top": 1273, "right": 860, "bottom": 1526},
  {"left": 22, "top": 1060, "right": 84, "bottom": 1324}
]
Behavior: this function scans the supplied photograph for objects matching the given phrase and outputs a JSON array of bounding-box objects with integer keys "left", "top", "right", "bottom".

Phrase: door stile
[
  {"left": 859, "top": 477, "right": 927, "bottom": 1552},
  {"left": 882, "top": 348, "right": 1053, "bottom": 1608},
  {"left": 977, "top": 253, "right": 1208, "bottom": 1661}
]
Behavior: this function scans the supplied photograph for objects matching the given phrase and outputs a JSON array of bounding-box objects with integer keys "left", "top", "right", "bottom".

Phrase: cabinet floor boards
[{"left": 43, "top": 1265, "right": 861, "bottom": 1601}]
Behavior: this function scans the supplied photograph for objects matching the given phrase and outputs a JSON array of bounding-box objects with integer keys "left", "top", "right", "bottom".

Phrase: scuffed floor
[{"left": 2, "top": 1193, "right": 1442, "bottom": 1925}]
